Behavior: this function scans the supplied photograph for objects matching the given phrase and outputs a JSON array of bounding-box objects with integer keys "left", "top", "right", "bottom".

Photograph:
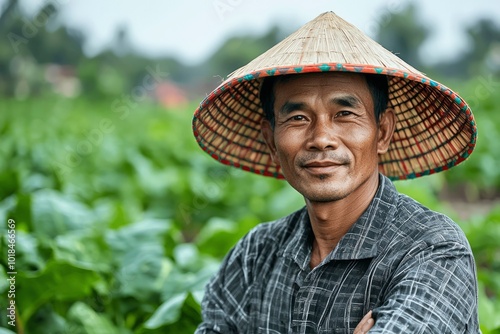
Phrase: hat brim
[{"left": 193, "top": 63, "right": 476, "bottom": 180}]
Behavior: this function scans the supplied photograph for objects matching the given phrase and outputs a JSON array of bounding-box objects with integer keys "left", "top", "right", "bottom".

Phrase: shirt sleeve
[
  {"left": 369, "top": 240, "right": 480, "bottom": 334},
  {"left": 195, "top": 232, "right": 256, "bottom": 334}
]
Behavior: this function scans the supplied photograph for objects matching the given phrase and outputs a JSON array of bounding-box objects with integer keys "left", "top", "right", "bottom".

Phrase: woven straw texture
[{"left": 193, "top": 12, "right": 477, "bottom": 180}]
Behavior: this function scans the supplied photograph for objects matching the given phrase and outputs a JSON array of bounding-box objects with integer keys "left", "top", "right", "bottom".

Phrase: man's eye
[
  {"left": 290, "top": 115, "right": 305, "bottom": 121},
  {"left": 335, "top": 111, "right": 353, "bottom": 118}
]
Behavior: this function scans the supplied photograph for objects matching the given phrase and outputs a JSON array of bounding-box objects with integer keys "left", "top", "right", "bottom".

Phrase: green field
[{"left": 0, "top": 91, "right": 499, "bottom": 333}]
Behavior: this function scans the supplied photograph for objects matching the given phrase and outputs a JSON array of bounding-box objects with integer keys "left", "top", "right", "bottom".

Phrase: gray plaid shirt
[{"left": 196, "top": 175, "right": 480, "bottom": 333}]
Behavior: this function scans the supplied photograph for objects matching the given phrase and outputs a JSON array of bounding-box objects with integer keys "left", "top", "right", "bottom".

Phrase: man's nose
[{"left": 305, "top": 119, "right": 340, "bottom": 151}]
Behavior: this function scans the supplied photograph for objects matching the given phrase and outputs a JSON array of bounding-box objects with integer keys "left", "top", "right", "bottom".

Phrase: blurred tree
[
  {"left": 467, "top": 20, "right": 499, "bottom": 64},
  {"left": 113, "top": 24, "right": 131, "bottom": 57},
  {"left": 0, "top": 0, "right": 191, "bottom": 98},
  {"left": 0, "top": 0, "right": 17, "bottom": 27},
  {"left": 189, "top": 25, "right": 289, "bottom": 97},
  {"left": 374, "top": 3, "right": 429, "bottom": 69},
  {"left": 4, "top": 3, "right": 85, "bottom": 63},
  {"left": 0, "top": 1, "right": 497, "bottom": 98},
  {"left": 199, "top": 26, "right": 286, "bottom": 78},
  {"left": 431, "top": 18, "right": 500, "bottom": 78},
  {"left": 462, "top": 19, "right": 500, "bottom": 75},
  {"left": 0, "top": 1, "right": 86, "bottom": 96}
]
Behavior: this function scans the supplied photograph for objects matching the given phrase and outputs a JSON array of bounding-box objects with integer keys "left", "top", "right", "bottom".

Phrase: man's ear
[
  {"left": 261, "top": 119, "right": 279, "bottom": 164},
  {"left": 377, "top": 108, "right": 396, "bottom": 154}
]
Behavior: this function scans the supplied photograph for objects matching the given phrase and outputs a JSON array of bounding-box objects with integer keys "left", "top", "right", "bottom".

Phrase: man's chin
[
  {"left": 293, "top": 182, "right": 350, "bottom": 203},
  {"left": 304, "top": 192, "right": 350, "bottom": 203}
]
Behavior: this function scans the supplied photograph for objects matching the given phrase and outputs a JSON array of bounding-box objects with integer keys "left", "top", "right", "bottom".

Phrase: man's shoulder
[
  {"left": 392, "top": 192, "right": 469, "bottom": 247},
  {"left": 223, "top": 207, "right": 307, "bottom": 268}
]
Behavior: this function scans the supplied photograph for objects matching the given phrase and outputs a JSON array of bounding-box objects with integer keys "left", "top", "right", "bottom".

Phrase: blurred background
[{"left": 0, "top": 0, "right": 499, "bottom": 333}]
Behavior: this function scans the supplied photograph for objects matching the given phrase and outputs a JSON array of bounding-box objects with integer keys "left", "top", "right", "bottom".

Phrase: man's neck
[{"left": 306, "top": 174, "right": 380, "bottom": 269}]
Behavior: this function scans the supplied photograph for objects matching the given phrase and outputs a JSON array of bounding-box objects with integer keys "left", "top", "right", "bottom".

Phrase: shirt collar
[
  {"left": 280, "top": 174, "right": 398, "bottom": 269},
  {"left": 328, "top": 174, "right": 398, "bottom": 261},
  {"left": 278, "top": 208, "right": 314, "bottom": 271}
]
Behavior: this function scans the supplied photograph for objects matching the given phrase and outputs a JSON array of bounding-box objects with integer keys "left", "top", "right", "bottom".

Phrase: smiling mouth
[{"left": 302, "top": 161, "right": 346, "bottom": 175}]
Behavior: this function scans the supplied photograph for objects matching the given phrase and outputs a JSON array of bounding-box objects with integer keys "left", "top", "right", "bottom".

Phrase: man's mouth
[{"left": 302, "top": 160, "right": 346, "bottom": 174}]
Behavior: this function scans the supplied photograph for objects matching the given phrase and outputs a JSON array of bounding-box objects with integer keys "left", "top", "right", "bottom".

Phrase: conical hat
[{"left": 192, "top": 11, "right": 477, "bottom": 180}]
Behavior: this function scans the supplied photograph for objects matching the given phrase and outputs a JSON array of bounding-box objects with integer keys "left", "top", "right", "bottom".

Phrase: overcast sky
[{"left": 5, "top": 0, "right": 500, "bottom": 65}]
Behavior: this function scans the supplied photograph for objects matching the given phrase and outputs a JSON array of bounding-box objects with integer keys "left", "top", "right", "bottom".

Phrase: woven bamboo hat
[{"left": 192, "top": 11, "right": 477, "bottom": 180}]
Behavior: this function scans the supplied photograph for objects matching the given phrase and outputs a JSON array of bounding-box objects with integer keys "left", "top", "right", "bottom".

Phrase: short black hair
[{"left": 259, "top": 73, "right": 389, "bottom": 128}]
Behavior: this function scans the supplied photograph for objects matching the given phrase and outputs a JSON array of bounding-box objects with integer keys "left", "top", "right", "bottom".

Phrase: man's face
[{"left": 262, "top": 72, "right": 394, "bottom": 203}]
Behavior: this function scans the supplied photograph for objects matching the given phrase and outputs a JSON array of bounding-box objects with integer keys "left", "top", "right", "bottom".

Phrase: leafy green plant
[
  {"left": 443, "top": 75, "right": 500, "bottom": 195},
  {"left": 0, "top": 95, "right": 499, "bottom": 333},
  {"left": 0, "top": 97, "right": 303, "bottom": 333}
]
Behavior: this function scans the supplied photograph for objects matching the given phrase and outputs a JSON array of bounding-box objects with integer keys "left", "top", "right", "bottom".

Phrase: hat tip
[{"left": 316, "top": 11, "right": 339, "bottom": 20}]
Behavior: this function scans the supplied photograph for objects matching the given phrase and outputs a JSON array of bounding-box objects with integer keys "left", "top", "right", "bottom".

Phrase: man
[{"left": 192, "top": 12, "right": 480, "bottom": 333}]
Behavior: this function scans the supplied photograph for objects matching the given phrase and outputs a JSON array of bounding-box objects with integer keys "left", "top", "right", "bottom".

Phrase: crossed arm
[{"left": 196, "top": 238, "right": 479, "bottom": 333}]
